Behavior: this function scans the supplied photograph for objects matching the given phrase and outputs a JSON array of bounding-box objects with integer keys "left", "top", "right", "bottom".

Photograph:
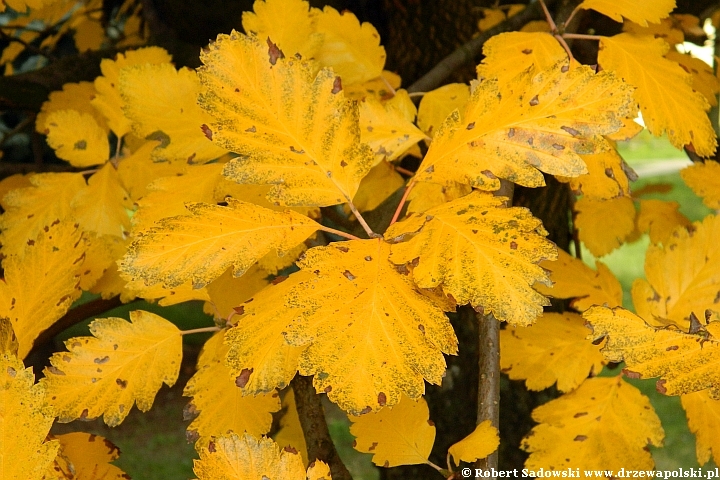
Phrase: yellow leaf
[
  {"left": 125, "top": 279, "right": 211, "bottom": 306},
  {"left": 386, "top": 191, "right": 556, "bottom": 326},
  {"left": 116, "top": 141, "right": 186, "bottom": 201},
  {"left": 477, "top": 8, "right": 506, "bottom": 32},
  {"left": 0, "top": 319, "right": 18, "bottom": 356},
  {"left": 575, "top": 195, "right": 635, "bottom": 257},
  {"left": 184, "top": 330, "right": 281, "bottom": 448},
  {"left": 204, "top": 265, "right": 271, "bottom": 320},
  {"left": 36, "top": 81, "right": 108, "bottom": 134},
  {"left": 405, "top": 181, "right": 471, "bottom": 215},
  {"left": 199, "top": 32, "right": 373, "bottom": 207},
  {"left": 120, "top": 63, "right": 227, "bottom": 164},
  {"left": 605, "top": 116, "right": 644, "bottom": 142},
  {"left": 92, "top": 46, "right": 173, "bottom": 138},
  {"left": 193, "top": 433, "right": 306, "bottom": 480},
  {"left": 681, "top": 390, "right": 720, "bottom": 466},
  {"left": 578, "top": 0, "right": 675, "bottom": 26},
  {"left": 448, "top": 420, "right": 499, "bottom": 465},
  {"left": 0, "top": 353, "right": 59, "bottom": 480},
  {"left": 344, "top": 70, "right": 402, "bottom": 101},
  {"left": 522, "top": 376, "right": 663, "bottom": 471},
  {"left": 0, "top": 173, "right": 32, "bottom": 210},
  {"left": 566, "top": 149, "right": 633, "bottom": 199},
  {"left": 500, "top": 313, "right": 606, "bottom": 392},
  {"left": 637, "top": 199, "right": 691, "bottom": 244},
  {"left": 0, "top": 173, "right": 86, "bottom": 257},
  {"left": 54, "top": 432, "right": 126, "bottom": 479},
  {"left": 120, "top": 198, "right": 320, "bottom": 288},
  {"left": 631, "top": 214, "right": 720, "bottom": 329},
  {"left": 350, "top": 160, "right": 404, "bottom": 213},
  {"left": 598, "top": 34, "right": 717, "bottom": 157},
  {"left": 274, "top": 389, "right": 309, "bottom": 467},
  {"left": 71, "top": 163, "right": 132, "bottom": 237},
  {"left": 0, "top": 222, "right": 83, "bottom": 358},
  {"left": 417, "top": 62, "right": 635, "bottom": 190},
  {"left": 476, "top": 32, "right": 568, "bottom": 84},
  {"left": 359, "top": 89, "right": 425, "bottom": 164},
  {"left": 585, "top": 306, "right": 720, "bottom": 396},
  {"left": 535, "top": 248, "right": 622, "bottom": 312},
  {"left": 314, "top": 6, "right": 386, "bottom": 86},
  {"left": 45, "top": 110, "right": 109, "bottom": 167},
  {"left": 666, "top": 51, "right": 720, "bottom": 107},
  {"left": 241, "top": 0, "right": 320, "bottom": 59},
  {"left": 349, "top": 395, "right": 435, "bottom": 467},
  {"left": 306, "top": 461, "right": 332, "bottom": 480},
  {"left": 680, "top": 161, "right": 720, "bottom": 209},
  {"left": 279, "top": 240, "right": 457, "bottom": 414},
  {"left": 416, "top": 83, "right": 470, "bottom": 139},
  {"left": 72, "top": 17, "right": 105, "bottom": 52},
  {"left": 258, "top": 241, "right": 308, "bottom": 274},
  {"left": 43, "top": 310, "right": 182, "bottom": 426}
]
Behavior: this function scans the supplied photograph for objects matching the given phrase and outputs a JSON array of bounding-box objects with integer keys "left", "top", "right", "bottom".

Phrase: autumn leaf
[
  {"left": 681, "top": 390, "right": 720, "bottom": 466},
  {"left": 121, "top": 198, "right": 319, "bottom": 289},
  {"left": 204, "top": 265, "right": 271, "bottom": 320},
  {"left": 598, "top": 33, "right": 717, "bottom": 157},
  {"left": 476, "top": 32, "right": 567, "bottom": 84},
  {"left": 386, "top": 191, "right": 556, "bottom": 326},
  {"left": 0, "top": 222, "right": 83, "bottom": 358},
  {"left": 666, "top": 51, "right": 720, "bottom": 107},
  {"left": 53, "top": 432, "right": 127, "bottom": 479},
  {"left": 198, "top": 32, "right": 373, "bottom": 207},
  {"left": 71, "top": 163, "right": 132, "bottom": 237},
  {"left": 405, "top": 181, "right": 471, "bottom": 215},
  {"left": 344, "top": 70, "right": 402, "bottom": 101},
  {"left": 416, "top": 62, "right": 635, "bottom": 191},
  {"left": 522, "top": 376, "right": 663, "bottom": 471},
  {"left": 448, "top": 420, "right": 499, "bottom": 465},
  {"left": 349, "top": 395, "right": 435, "bottom": 467},
  {"left": 562, "top": 149, "right": 634, "bottom": 199},
  {"left": 0, "top": 318, "right": 18, "bottom": 356},
  {"left": 241, "top": 0, "right": 321, "bottom": 59},
  {"left": 636, "top": 199, "right": 690, "bottom": 244},
  {"left": 681, "top": 161, "right": 720, "bottom": 209},
  {"left": 43, "top": 310, "right": 182, "bottom": 426},
  {"left": 307, "top": 461, "right": 333, "bottom": 480},
  {"left": 44, "top": 110, "right": 109, "bottom": 167},
  {"left": 36, "top": 81, "right": 109, "bottom": 134},
  {"left": 574, "top": 195, "right": 635, "bottom": 257},
  {"left": 115, "top": 141, "right": 186, "bottom": 202},
  {"left": 585, "top": 306, "right": 720, "bottom": 397},
  {"left": 0, "top": 352, "right": 59, "bottom": 480},
  {"left": 416, "top": 83, "right": 470, "bottom": 139},
  {"left": 578, "top": 0, "right": 675, "bottom": 26}
]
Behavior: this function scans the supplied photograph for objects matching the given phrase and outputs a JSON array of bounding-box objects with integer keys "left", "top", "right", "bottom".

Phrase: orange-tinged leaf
[
  {"left": 680, "top": 161, "right": 720, "bottom": 209},
  {"left": 125, "top": 279, "right": 211, "bottom": 306},
  {"left": 116, "top": 141, "right": 186, "bottom": 202},
  {"left": 585, "top": 306, "right": 720, "bottom": 397},
  {"left": 417, "top": 62, "right": 635, "bottom": 190},
  {"left": 242, "top": 0, "right": 320, "bottom": 59},
  {"left": 54, "top": 432, "right": 126, "bottom": 479},
  {"left": 45, "top": 110, "right": 109, "bottom": 167},
  {"left": 273, "top": 389, "right": 309, "bottom": 467},
  {"left": 598, "top": 34, "right": 717, "bottom": 157},
  {"left": 204, "top": 265, "right": 271, "bottom": 320},
  {"left": 184, "top": 330, "right": 281, "bottom": 449},
  {"left": 0, "top": 222, "right": 83, "bottom": 358},
  {"left": 522, "top": 376, "right": 663, "bottom": 471},
  {"left": 0, "top": 173, "right": 31, "bottom": 210},
  {"left": 36, "top": 81, "right": 108, "bottom": 134},
  {"left": 681, "top": 390, "right": 720, "bottom": 466},
  {"left": 535, "top": 249, "right": 622, "bottom": 312},
  {"left": 476, "top": 32, "right": 567, "bottom": 84},
  {"left": 199, "top": 32, "right": 373, "bottom": 207},
  {"left": 193, "top": 433, "right": 306, "bottom": 480},
  {"left": 72, "top": 16, "right": 105, "bottom": 53},
  {"left": 71, "top": 163, "right": 132, "bottom": 237},
  {"left": 350, "top": 160, "right": 404, "bottom": 213},
  {"left": 314, "top": 6, "right": 386, "bottom": 86},
  {"left": 43, "top": 310, "right": 182, "bottom": 426},
  {"left": 636, "top": 199, "right": 690, "bottom": 244},
  {"left": 500, "top": 313, "right": 606, "bottom": 392},
  {"left": 575, "top": 195, "right": 635, "bottom": 257},
  {"left": 0, "top": 319, "right": 18, "bottom": 356},
  {"left": 405, "top": 181, "right": 471, "bottom": 215},
  {"left": 119, "top": 63, "right": 227, "bottom": 164},
  {"left": 565, "top": 149, "right": 633, "bottom": 199},
  {"left": 344, "top": 70, "right": 402, "bottom": 101},
  {"left": 386, "top": 191, "right": 556, "bottom": 326},
  {"left": 349, "top": 395, "right": 435, "bottom": 467},
  {"left": 578, "top": 0, "right": 675, "bottom": 26},
  {"left": 416, "top": 83, "right": 470, "bottom": 139},
  {"left": 666, "top": 51, "right": 720, "bottom": 107},
  {"left": 623, "top": 17, "right": 684, "bottom": 45},
  {"left": 359, "top": 89, "right": 425, "bottom": 164},
  {"left": 631, "top": 214, "right": 720, "bottom": 329},
  {"left": 0, "top": 352, "right": 59, "bottom": 480},
  {"left": 448, "top": 420, "right": 499, "bottom": 465},
  {"left": 306, "top": 461, "right": 332, "bottom": 480},
  {"left": 120, "top": 198, "right": 320, "bottom": 288}
]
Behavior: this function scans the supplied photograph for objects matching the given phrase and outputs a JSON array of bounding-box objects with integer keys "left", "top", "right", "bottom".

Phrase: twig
[
  {"left": 407, "top": 0, "right": 555, "bottom": 93},
  {"left": 0, "top": 28, "right": 51, "bottom": 59},
  {"left": 291, "top": 375, "right": 352, "bottom": 480},
  {"left": 562, "top": 32, "right": 602, "bottom": 41},
  {"left": 345, "top": 197, "right": 379, "bottom": 238},
  {"left": 180, "top": 326, "right": 221, "bottom": 336},
  {"left": 407, "top": 91, "right": 426, "bottom": 98},
  {"left": 563, "top": 4, "right": 583, "bottom": 29},
  {"left": 554, "top": 34, "right": 574, "bottom": 60},
  {"left": 538, "top": 0, "right": 558, "bottom": 32},
  {"left": 389, "top": 178, "right": 416, "bottom": 226},
  {"left": 379, "top": 74, "right": 397, "bottom": 97},
  {"left": 395, "top": 165, "right": 416, "bottom": 177},
  {"left": 318, "top": 225, "right": 362, "bottom": 241}
]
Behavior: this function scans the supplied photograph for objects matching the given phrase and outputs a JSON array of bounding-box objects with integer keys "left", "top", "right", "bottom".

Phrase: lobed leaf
[
  {"left": 578, "top": 0, "right": 675, "bottom": 26},
  {"left": 448, "top": 420, "right": 499, "bottom": 466},
  {"left": 681, "top": 161, "right": 720, "bottom": 209},
  {"left": 681, "top": 390, "right": 720, "bottom": 466},
  {"left": 574, "top": 195, "right": 635, "bottom": 257},
  {"left": 476, "top": 32, "right": 567, "bottom": 84},
  {"left": 44, "top": 110, "right": 109, "bottom": 167}
]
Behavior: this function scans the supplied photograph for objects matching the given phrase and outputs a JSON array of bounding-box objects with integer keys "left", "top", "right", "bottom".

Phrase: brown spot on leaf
[
  {"left": 622, "top": 369, "right": 641, "bottom": 379},
  {"left": 574, "top": 412, "right": 588, "bottom": 418},
  {"left": 48, "top": 366, "right": 65, "bottom": 376},
  {"left": 561, "top": 64, "right": 569, "bottom": 73},
  {"left": 418, "top": 324, "right": 425, "bottom": 333},
  {"left": 529, "top": 95, "right": 539, "bottom": 106},
  {"left": 666, "top": 345, "right": 679, "bottom": 351},
  {"left": 235, "top": 368, "right": 253, "bottom": 388},
  {"left": 245, "top": 126, "right": 256, "bottom": 133},
  {"left": 508, "top": 128, "right": 515, "bottom": 138},
  {"left": 425, "top": 165, "right": 434, "bottom": 174},
  {"left": 74, "top": 140, "right": 87, "bottom": 150},
  {"left": 552, "top": 143, "right": 565, "bottom": 150},
  {"left": 116, "top": 378, "right": 128, "bottom": 389},
  {"left": 324, "top": 385, "right": 332, "bottom": 393},
  {"left": 186, "top": 430, "right": 200, "bottom": 443},
  {"left": 510, "top": 241, "right": 518, "bottom": 250},
  {"left": 561, "top": 126, "right": 580, "bottom": 137},
  {"left": 378, "top": 392, "right": 386, "bottom": 406},
  {"left": 343, "top": 270, "right": 356, "bottom": 281},
  {"left": 208, "top": 441, "right": 216, "bottom": 453},
  {"left": 522, "top": 48, "right": 533, "bottom": 54},
  {"left": 267, "top": 38, "right": 285, "bottom": 65},
  {"left": 383, "top": 461, "right": 390, "bottom": 468},
  {"left": 466, "top": 122, "right": 475, "bottom": 130},
  {"left": 656, "top": 379, "right": 667, "bottom": 394},
  {"left": 284, "top": 446, "right": 299, "bottom": 454},
  {"left": 364, "top": 256, "right": 372, "bottom": 261},
  {"left": 332, "top": 76, "right": 343, "bottom": 94},
  {"left": 183, "top": 403, "right": 199, "bottom": 421},
  {"left": 369, "top": 442, "right": 378, "bottom": 451},
  {"left": 272, "top": 276, "right": 288, "bottom": 285},
  {"left": 574, "top": 435, "right": 588, "bottom": 442},
  {"left": 201, "top": 124, "right": 213, "bottom": 140},
  {"left": 337, "top": 246, "right": 350, "bottom": 253},
  {"left": 94, "top": 356, "right": 110, "bottom": 364},
  {"left": 340, "top": 159, "right": 348, "bottom": 167},
  {"left": 359, "top": 406, "right": 372, "bottom": 415}
]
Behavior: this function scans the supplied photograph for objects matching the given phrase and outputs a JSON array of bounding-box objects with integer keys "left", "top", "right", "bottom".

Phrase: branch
[
  {"left": 291, "top": 375, "right": 352, "bottom": 480},
  {"left": 407, "top": 0, "right": 556, "bottom": 93}
]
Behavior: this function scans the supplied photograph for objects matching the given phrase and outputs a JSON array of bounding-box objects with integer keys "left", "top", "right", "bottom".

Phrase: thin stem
[
  {"left": 555, "top": 34, "right": 575, "bottom": 61},
  {"left": 538, "top": 0, "right": 558, "bottom": 32},
  {"left": 395, "top": 165, "right": 416, "bottom": 177},
  {"left": 180, "top": 326, "right": 221, "bottom": 336},
  {"left": 114, "top": 135, "right": 123, "bottom": 159},
  {"left": 380, "top": 74, "right": 397, "bottom": 98},
  {"left": 345, "top": 198, "right": 378, "bottom": 238},
  {"left": 562, "top": 32, "right": 602, "bottom": 41},
  {"left": 408, "top": 91, "right": 426, "bottom": 98},
  {"left": 389, "top": 178, "right": 416, "bottom": 226},
  {"left": 427, "top": 460, "right": 444, "bottom": 473},
  {"left": 563, "top": 4, "right": 582, "bottom": 28},
  {"left": 318, "top": 225, "right": 362, "bottom": 241}
]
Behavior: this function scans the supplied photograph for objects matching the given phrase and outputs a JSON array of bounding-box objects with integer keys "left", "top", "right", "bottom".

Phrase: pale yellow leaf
[
  {"left": 71, "top": 163, "right": 132, "bottom": 237},
  {"left": 204, "top": 265, "right": 271, "bottom": 320},
  {"left": 579, "top": 0, "right": 675, "bottom": 26},
  {"left": 566, "top": 149, "right": 633, "bottom": 199},
  {"left": 53, "top": 432, "right": 126, "bottom": 479},
  {"left": 43, "top": 310, "right": 182, "bottom": 426},
  {"left": 448, "top": 420, "right": 499, "bottom": 465},
  {"left": 241, "top": 0, "right": 320, "bottom": 59},
  {"left": 120, "top": 63, "right": 227, "bottom": 164},
  {"left": 575, "top": 195, "right": 635, "bottom": 257},
  {"left": 598, "top": 34, "right": 716, "bottom": 157},
  {"left": 344, "top": 70, "right": 402, "bottom": 101},
  {"left": 416, "top": 83, "right": 470, "bottom": 139},
  {"left": 349, "top": 395, "right": 435, "bottom": 467},
  {"left": 198, "top": 32, "right": 373, "bottom": 207},
  {"left": 405, "top": 181, "right": 471, "bottom": 215},
  {"left": 680, "top": 161, "right": 720, "bottom": 209},
  {"left": 0, "top": 173, "right": 32, "bottom": 210},
  {"left": 681, "top": 390, "right": 720, "bottom": 466},
  {"left": 417, "top": 62, "right": 635, "bottom": 190},
  {"left": 120, "top": 197, "right": 320, "bottom": 288},
  {"left": 386, "top": 191, "right": 556, "bottom": 326},
  {"left": 500, "top": 312, "right": 606, "bottom": 392},
  {"left": 36, "top": 81, "right": 108, "bottom": 134},
  {"left": 45, "top": 110, "right": 109, "bottom": 167},
  {"left": 350, "top": 160, "right": 404, "bottom": 213},
  {"left": 522, "top": 376, "right": 663, "bottom": 471},
  {"left": 637, "top": 199, "right": 691, "bottom": 244},
  {"left": 116, "top": 140, "right": 186, "bottom": 201}
]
